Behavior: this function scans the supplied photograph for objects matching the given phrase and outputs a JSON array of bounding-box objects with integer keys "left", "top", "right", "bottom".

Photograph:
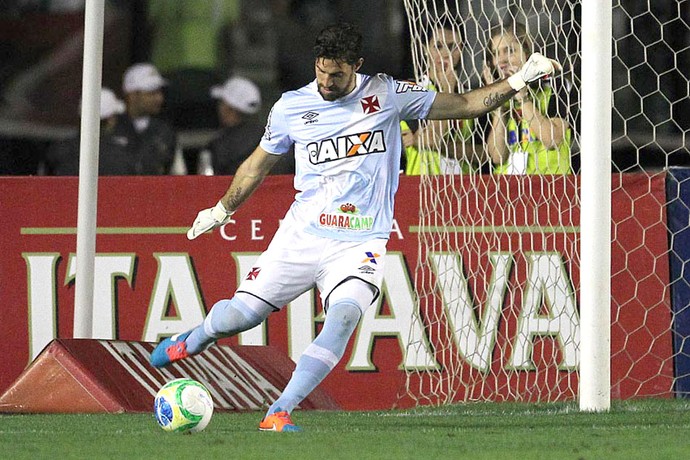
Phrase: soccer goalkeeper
[{"left": 150, "top": 21, "right": 560, "bottom": 432}]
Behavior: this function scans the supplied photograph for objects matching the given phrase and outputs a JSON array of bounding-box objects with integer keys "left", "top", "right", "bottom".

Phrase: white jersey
[{"left": 260, "top": 73, "right": 436, "bottom": 241}]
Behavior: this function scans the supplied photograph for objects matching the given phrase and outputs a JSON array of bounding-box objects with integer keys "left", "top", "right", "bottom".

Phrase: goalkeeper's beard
[
  {"left": 318, "top": 74, "right": 356, "bottom": 101},
  {"left": 318, "top": 84, "right": 348, "bottom": 101}
]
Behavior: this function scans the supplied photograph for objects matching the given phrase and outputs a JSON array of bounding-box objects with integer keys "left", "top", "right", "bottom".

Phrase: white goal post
[
  {"left": 579, "top": 0, "right": 611, "bottom": 412},
  {"left": 74, "top": 0, "right": 105, "bottom": 339}
]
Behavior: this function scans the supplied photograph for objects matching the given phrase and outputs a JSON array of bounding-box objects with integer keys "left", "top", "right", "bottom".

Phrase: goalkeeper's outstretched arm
[
  {"left": 218, "top": 146, "right": 280, "bottom": 213},
  {"left": 186, "top": 146, "right": 280, "bottom": 240},
  {"left": 427, "top": 52, "right": 561, "bottom": 120}
]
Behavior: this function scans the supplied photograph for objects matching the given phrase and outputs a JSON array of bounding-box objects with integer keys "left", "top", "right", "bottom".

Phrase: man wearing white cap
[
  {"left": 45, "top": 88, "right": 132, "bottom": 175},
  {"left": 114, "top": 63, "right": 179, "bottom": 175},
  {"left": 198, "top": 76, "right": 294, "bottom": 176}
]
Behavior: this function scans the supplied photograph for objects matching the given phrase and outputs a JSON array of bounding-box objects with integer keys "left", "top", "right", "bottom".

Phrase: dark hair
[{"left": 313, "top": 22, "right": 363, "bottom": 65}]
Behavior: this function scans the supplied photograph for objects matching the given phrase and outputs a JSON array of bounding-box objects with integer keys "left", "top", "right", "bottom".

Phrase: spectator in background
[
  {"left": 44, "top": 87, "right": 131, "bottom": 175},
  {"left": 144, "top": 1, "right": 241, "bottom": 131},
  {"left": 482, "top": 21, "right": 572, "bottom": 174},
  {"left": 401, "top": 18, "right": 485, "bottom": 175},
  {"left": 146, "top": 1, "right": 238, "bottom": 77},
  {"left": 116, "top": 63, "right": 184, "bottom": 175},
  {"left": 198, "top": 76, "right": 294, "bottom": 175}
]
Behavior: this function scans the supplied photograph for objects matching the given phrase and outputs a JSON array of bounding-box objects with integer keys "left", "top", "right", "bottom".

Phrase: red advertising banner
[{"left": 0, "top": 174, "right": 673, "bottom": 410}]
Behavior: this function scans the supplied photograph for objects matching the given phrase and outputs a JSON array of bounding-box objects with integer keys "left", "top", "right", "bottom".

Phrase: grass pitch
[{"left": 1, "top": 399, "right": 688, "bottom": 459}]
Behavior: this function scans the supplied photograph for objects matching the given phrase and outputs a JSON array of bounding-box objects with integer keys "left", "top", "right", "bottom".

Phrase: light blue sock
[
  {"left": 267, "top": 300, "right": 361, "bottom": 415},
  {"left": 186, "top": 297, "right": 264, "bottom": 354}
]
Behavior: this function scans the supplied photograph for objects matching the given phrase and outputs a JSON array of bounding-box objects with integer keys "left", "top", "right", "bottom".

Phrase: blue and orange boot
[
  {"left": 258, "top": 409, "right": 302, "bottom": 432},
  {"left": 150, "top": 331, "right": 192, "bottom": 368}
]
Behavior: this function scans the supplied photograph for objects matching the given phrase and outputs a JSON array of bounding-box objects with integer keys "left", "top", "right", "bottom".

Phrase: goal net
[{"left": 401, "top": 0, "right": 689, "bottom": 405}]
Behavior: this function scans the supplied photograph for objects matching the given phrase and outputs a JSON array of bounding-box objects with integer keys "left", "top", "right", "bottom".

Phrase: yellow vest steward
[
  {"left": 493, "top": 86, "right": 572, "bottom": 175},
  {"left": 401, "top": 81, "right": 475, "bottom": 176}
]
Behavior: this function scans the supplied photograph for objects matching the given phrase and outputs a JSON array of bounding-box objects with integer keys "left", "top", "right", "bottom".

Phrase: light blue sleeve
[
  {"left": 259, "top": 97, "right": 293, "bottom": 154},
  {"left": 387, "top": 76, "right": 437, "bottom": 120}
]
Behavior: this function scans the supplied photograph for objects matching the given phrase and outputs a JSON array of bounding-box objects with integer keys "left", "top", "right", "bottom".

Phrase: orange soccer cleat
[{"left": 258, "top": 410, "right": 302, "bottom": 432}]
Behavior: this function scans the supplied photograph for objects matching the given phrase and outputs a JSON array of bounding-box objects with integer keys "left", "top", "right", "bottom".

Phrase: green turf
[{"left": 1, "top": 399, "right": 689, "bottom": 459}]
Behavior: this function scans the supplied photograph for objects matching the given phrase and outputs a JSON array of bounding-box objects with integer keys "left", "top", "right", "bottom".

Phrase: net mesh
[{"left": 400, "top": 0, "right": 689, "bottom": 405}]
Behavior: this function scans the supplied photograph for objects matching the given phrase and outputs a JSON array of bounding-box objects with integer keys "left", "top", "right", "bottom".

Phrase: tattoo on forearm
[
  {"left": 228, "top": 187, "right": 244, "bottom": 210},
  {"left": 483, "top": 92, "right": 508, "bottom": 108}
]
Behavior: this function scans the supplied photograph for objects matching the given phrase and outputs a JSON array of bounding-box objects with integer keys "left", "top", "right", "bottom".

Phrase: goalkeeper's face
[{"left": 315, "top": 58, "right": 363, "bottom": 101}]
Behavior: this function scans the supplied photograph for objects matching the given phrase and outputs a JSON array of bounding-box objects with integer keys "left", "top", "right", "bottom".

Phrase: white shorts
[{"left": 236, "top": 217, "right": 387, "bottom": 312}]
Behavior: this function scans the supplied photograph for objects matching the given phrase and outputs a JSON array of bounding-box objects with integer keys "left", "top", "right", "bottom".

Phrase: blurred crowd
[
  {"left": 0, "top": 0, "right": 409, "bottom": 176},
  {"left": 2, "top": 1, "right": 683, "bottom": 177}
]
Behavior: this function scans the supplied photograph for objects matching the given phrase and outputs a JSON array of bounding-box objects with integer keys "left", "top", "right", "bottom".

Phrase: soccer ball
[{"left": 154, "top": 378, "right": 214, "bottom": 433}]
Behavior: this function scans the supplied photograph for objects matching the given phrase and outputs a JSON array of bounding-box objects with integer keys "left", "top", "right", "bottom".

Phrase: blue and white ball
[{"left": 154, "top": 378, "right": 214, "bottom": 433}]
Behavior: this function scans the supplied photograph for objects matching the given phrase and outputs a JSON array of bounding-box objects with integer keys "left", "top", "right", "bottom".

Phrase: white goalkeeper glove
[
  {"left": 187, "top": 201, "right": 234, "bottom": 240},
  {"left": 507, "top": 52, "right": 562, "bottom": 92}
]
